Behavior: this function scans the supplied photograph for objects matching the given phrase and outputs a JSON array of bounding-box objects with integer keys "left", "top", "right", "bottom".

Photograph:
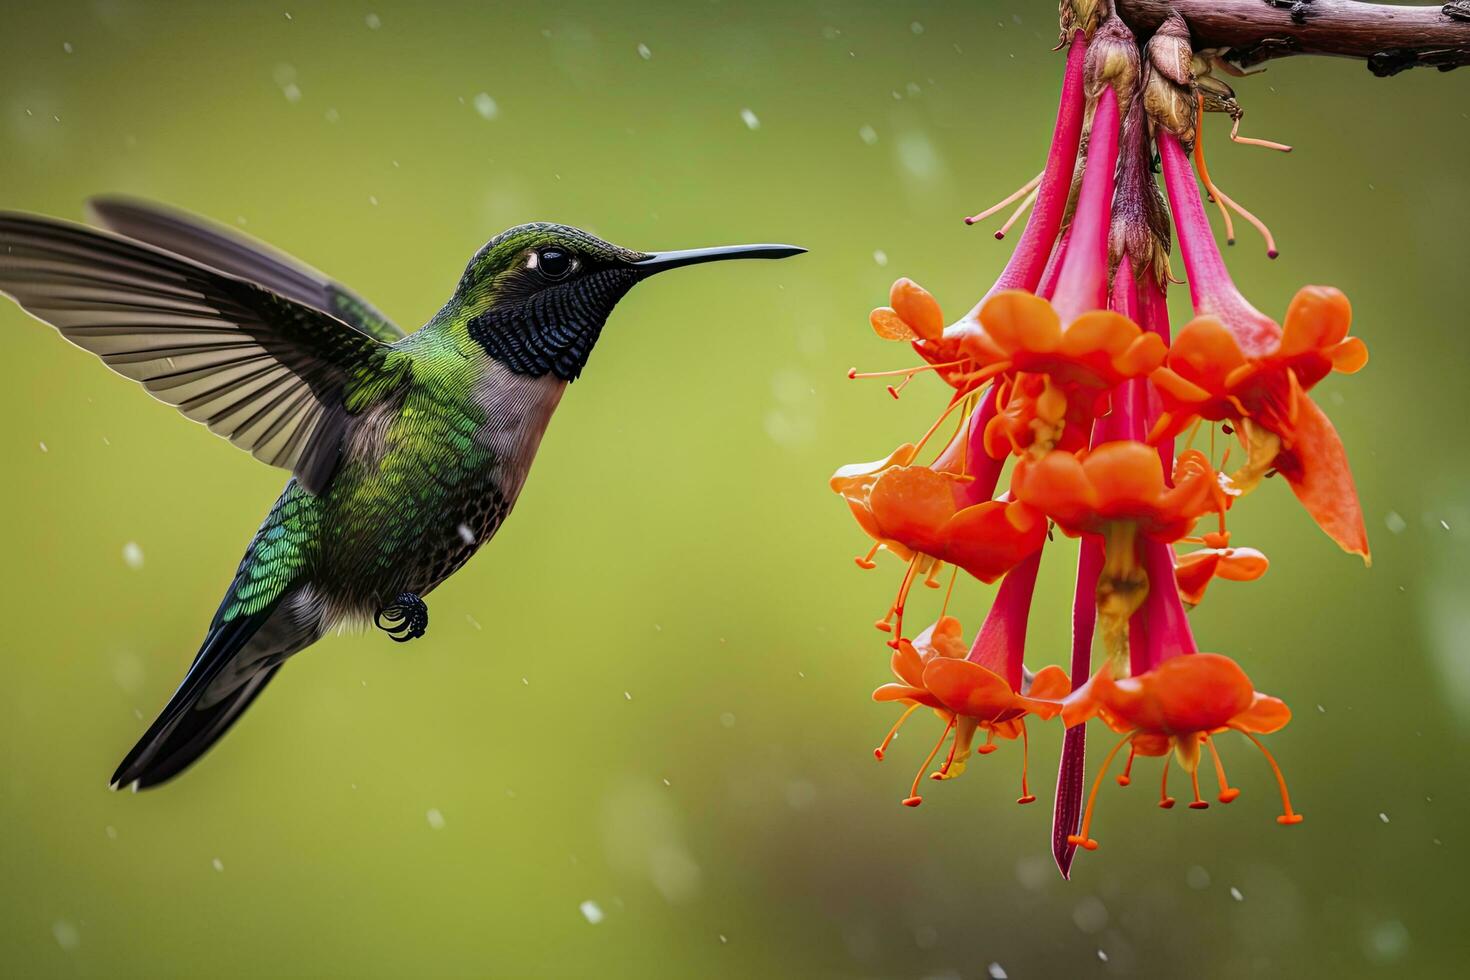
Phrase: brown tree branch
[{"left": 1114, "top": 0, "right": 1470, "bottom": 75}]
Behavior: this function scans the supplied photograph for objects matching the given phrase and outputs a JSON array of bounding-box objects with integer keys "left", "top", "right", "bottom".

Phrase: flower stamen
[
  {"left": 1017, "top": 718, "right": 1038, "bottom": 804},
  {"left": 904, "top": 715, "right": 956, "bottom": 806},
  {"left": 1067, "top": 730, "right": 1136, "bottom": 851},
  {"left": 1194, "top": 94, "right": 1279, "bottom": 258},
  {"left": 965, "top": 170, "right": 1043, "bottom": 226},
  {"left": 1235, "top": 727, "right": 1304, "bottom": 825},
  {"left": 1118, "top": 743, "right": 1137, "bottom": 786},
  {"left": 1159, "top": 753, "right": 1177, "bottom": 809},
  {"left": 995, "top": 184, "right": 1041, "bottom": 241},
  {"left": 1205, "top": 735, "right": 1242, "bottom": 803},
  {"left": 874, "top": 704, "right": 920, "bottom": 761},
  {"left": 1188, "top": 760, "right": 1210, "bottom": 809}
]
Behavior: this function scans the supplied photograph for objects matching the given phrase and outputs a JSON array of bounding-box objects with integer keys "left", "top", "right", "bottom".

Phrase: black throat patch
[{"left": 467, "top": 268, "right": 644, "bottom": 381}]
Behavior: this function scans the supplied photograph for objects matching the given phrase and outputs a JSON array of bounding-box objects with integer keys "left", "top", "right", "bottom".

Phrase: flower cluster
[{"left": 831, "top": 8, "right": 1366, "bottom": 876}]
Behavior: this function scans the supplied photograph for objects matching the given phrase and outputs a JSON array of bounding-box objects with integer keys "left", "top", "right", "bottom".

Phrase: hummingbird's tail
[{"left": 111, "top": 591, "right": 320, "bottom": 791}]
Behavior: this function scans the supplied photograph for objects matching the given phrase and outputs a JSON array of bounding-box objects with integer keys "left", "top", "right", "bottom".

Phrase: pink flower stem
[
  {"left": 1050, "top": 85, "right": 1121, "bottom": 323},
  {"left": 1156, "top": 132, "right": 1278, "bottom": 358},
  {"left": 935, "top": 385, "right": 1005, "bottom": 508},
  {"left": 1053, "top": 538, "right": 1103, "bottom": 879},
  {"left": 968, "top": 546, "right": 1043, "bottom": 691},
  {"left": 1138, "top": 274, "right": 1174, "bottom": 471},
  {"left": 988, "top": 33, "right": 1089, "bottom": 297}
]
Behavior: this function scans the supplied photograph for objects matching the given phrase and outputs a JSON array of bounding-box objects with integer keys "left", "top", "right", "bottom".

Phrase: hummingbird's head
[{"left": 452, "top": 222, "right": 803, "bottom": 381}]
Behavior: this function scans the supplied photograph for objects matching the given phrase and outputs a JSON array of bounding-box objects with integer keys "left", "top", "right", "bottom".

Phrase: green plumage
[{"left": 0, "top": 197, "right": 801, "bottom": 788}]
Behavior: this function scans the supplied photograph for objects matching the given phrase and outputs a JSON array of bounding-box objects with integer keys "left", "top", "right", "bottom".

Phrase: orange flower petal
[
  {"left": 868, "top": 466, "right": 958, "bottom": 555},
  {"left": 1027, "top": 665, "right": 1072, "bottom": 702},
  {"left": 1232, "top": 692, "right": 1292, "bottom": 734},
  {"left": 1150, "top": 366, "right": 1212, "bottom": 405},
  {"left": 873, "top": 682, "right": 939, "bottom": 707},
  {"left": 1279, "top": 285, "right": 1351, "bottom": 358},
  {"left": 1273, "top": 395, "right": 1370, "bottom": 563},
  {"left": 921, "top": 659, "right": 1018, "bottom": 718},
  {"left": 1059, "top": 310, "right": 1137, "bottom": 359},
  {"left": 1167, "top": 316, "right": 1247, "bottom": 393},
  {"left": 1114, "top": 332, "right": 1168, "bottom": 378},
  {"left": 941, "top": 500, "right": 1048, "bottom": 583},
  {"left": 1330, "top": 336, "right": 1369, "bottom": 374},
  {"left": 890, "top": 278, "right": 945, "bottom": 342},
  {"left": 870, "top": 306, "right": 918, "bottom": 341},
  {"left": 979, "top": 289, "right": 1061, "bottom": 354}
]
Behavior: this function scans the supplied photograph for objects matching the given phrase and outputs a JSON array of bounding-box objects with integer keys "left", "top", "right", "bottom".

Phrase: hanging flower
[
  {"left": 1060, "top": 652, "right": 1303, "bottom": 851},
  {"left": 1174, "top": 532, "right": 1268, "bottom": 606},
  {"left": 1155, "top": 127, "right": 1370, "bottom": 562}
]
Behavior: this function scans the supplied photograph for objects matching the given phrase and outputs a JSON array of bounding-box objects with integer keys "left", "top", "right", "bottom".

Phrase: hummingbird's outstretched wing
[
  {"left": 0, "top": 213, "right": 412, "bottom": 494},
  {"left": 86, "top": 196, "right": 405, "bottom": 344}
]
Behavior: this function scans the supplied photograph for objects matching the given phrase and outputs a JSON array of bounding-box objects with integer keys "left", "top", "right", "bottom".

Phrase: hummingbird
[{"left": 0, "top": 198, "right": 803, "bottom": 790}]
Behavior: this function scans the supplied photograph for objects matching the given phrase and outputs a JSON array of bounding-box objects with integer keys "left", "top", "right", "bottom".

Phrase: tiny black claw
[{"left": 375, "top": 592, "right": 429, "bottom": 643}]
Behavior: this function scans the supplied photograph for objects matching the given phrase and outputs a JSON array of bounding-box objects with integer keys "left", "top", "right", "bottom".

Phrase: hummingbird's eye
[{"left": 535, "top": 247, "right": 574, "bottom": 281}]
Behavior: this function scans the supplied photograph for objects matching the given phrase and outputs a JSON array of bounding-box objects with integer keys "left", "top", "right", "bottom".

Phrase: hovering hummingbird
[{"left": 0, "top": 199, "right": 803, "bottom": 789}]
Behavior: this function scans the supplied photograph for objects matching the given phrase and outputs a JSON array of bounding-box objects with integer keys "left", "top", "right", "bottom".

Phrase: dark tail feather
[{"left": 111, "top": 609, "right": 285, "bottom": 790}]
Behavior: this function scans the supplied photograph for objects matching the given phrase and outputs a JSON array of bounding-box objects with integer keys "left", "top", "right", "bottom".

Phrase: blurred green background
[{"left": 1, "top": 1, "right": 1465, "bottom": 977}]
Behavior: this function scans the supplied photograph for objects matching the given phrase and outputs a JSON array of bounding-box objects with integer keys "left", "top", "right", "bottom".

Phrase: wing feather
[
  {"left": 0, "top": 212, "right": 410, "bottom": 492},
  {"left": 87, "top": 196, "right": 406, "bottom": 343}
]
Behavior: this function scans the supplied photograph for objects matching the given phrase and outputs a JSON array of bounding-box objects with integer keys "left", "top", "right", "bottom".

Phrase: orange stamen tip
[
  {"left": 1277, "top": 813, "right": 1304, "bottom": 825},
  {"left": 977, "top": 744, "right": 998, "bottom": 756},
  {"left": 1017, "top": 795, "right": 1037, "bottom": 805},
  {"left": 854, "top": 557, "right": 877, "bottom": 569},
  {"left": 1159, "top": 798, "right": 1177, "bottom": 810},
  {"left": 846, "top": 367, "right": 858, "bottom": 379},
  {"left": 1188, "top": 801, "right": 1210, "bottom": 810},
  {"left": 873, "top": 748, "right": 886, "bottom": 761},
  {"left": 1218, "top": 788, "right": 1241, "bottom": 804},
  {"left": 874, "top": 620, "right": 893, "bottom": 632},
  {"left": 902, "top": 796, "right": 923, "bottom": 807},
  {"left": 993, "top": 231, "right": 1005, "bottom": 241},
  {"left": 923, "top": 578, "right": 941, "bottom": 589},
  {"left": 1116, "top": 775, "right": 1131, "bottom": 787},
  {"left": 886, "top": 385, "right": 901, "bottom": 400},
  {"left": 1267, "top": 249, "right": 1280, "bottom": 259},
  {"left": 1066, "top": 835, "right": 1099, "bottom": 851}
]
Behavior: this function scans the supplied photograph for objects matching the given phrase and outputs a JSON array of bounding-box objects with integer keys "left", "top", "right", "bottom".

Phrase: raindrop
[
  {"left": 282, "top": 83, "right": 302, "bottom": 104},
  {"left": 212, "top": 858, "right": 224, "bottom": 872},
  {"left": 52, "top": 920, "right": 80, "bottom": 951},
  {"left": 859, "top": 124, "right": 878, "bottom": 145},
  {"left": 122, "top": 542, "right": 144, "bottom": 570},
  {"left": 426, "top": 808, "right": 446, "bottom": 830},
  {"left": 365, "top": 13, "right": 382, "bottom": 29},
  {"left": 719, "top": 712, "right": 736, "bottom": 728},
  {"left": 1230, "top": 886, "right": 1244, "bottom": 901},
  {"left": 911, "top": 22, "right": 925, "bottom": 35},
  {"left": 1384, "top": 510, "right": 1407, "bottom": 534},
  {"left": 988, "top": 965, "right": 1008, "bottom": 980},
  {"left": 1185, "top": 865, "right": 1211, "bottom": 890},
  {"left": 473, "top": 93, "right": 499, "bottom": 121},
  {"left": 740, "top": 108, "right": 760, "bottom": 130},
  {"left": 1097, "top": 949, "right": 1109, "bottom": 963},
  {"left": 457, "top": 523, "right": 475, "bottom": 545},
  {"left": 1379, "top": 812, "right": 1390, "bottom": 824},
  {"left": 38, "top": 441, "right": 48, "bottom": 453},
  {"left": 63, "top": 41, "right": 74, "bottom": 54},
  {"left": 873, "top": 249, "right": 888, "bottom": 267},
  {"left": 579, "top": 900, "right": 604, "bottom": 924},
  {"left": 637, "top": 43, "right": 652, "bottom": 60}
]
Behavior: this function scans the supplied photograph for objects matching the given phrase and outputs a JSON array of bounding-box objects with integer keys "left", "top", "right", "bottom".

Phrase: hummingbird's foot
[{"left": 375, "top": 592, "right": 429, "bottom": 643}]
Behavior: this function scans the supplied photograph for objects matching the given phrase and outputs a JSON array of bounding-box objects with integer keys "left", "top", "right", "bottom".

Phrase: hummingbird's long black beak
[{"left": 633, "top": 243, "right": 805, "bottom": 272}]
